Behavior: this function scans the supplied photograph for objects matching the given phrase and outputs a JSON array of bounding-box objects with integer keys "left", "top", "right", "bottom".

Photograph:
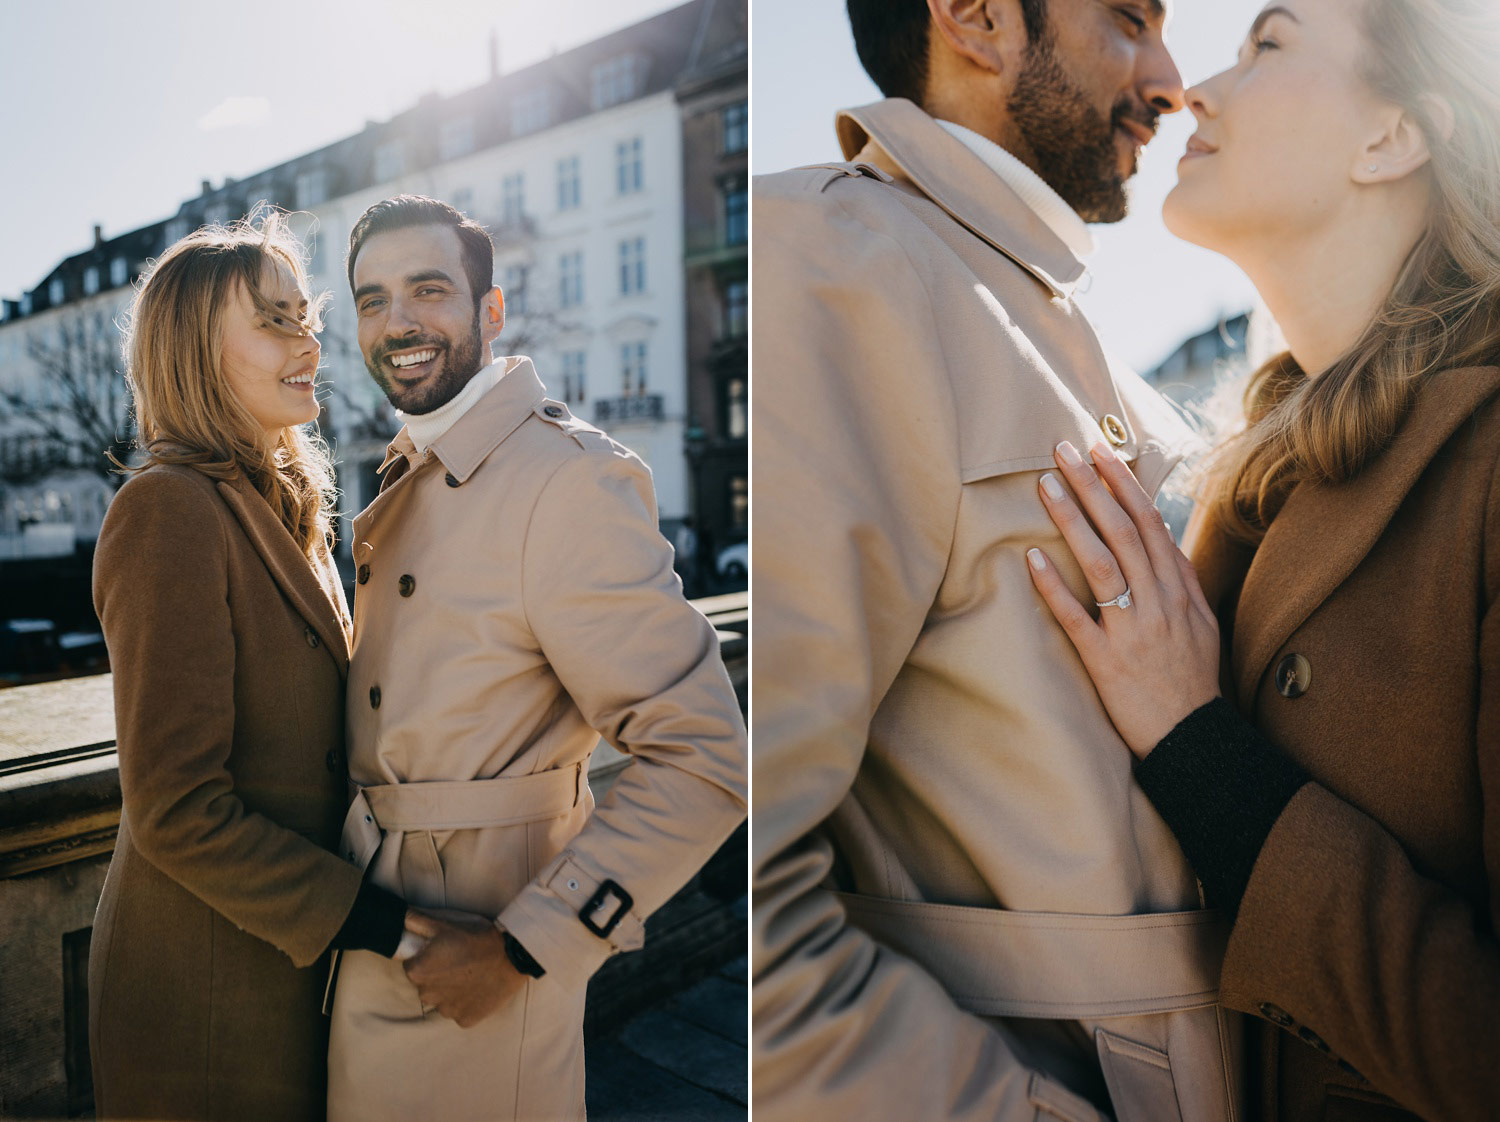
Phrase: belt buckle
[{"left": 578, "top": 878, "right": 633, "bottom": 938}]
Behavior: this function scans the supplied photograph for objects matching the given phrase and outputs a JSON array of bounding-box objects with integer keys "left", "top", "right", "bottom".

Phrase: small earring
[{"left": 1367, "top": 164, "right": 1379, "bottom": 173}]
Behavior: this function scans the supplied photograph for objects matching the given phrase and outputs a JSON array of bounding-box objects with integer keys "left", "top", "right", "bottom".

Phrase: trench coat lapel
[
  {"left": 1232, "top": 365, "right": 1500, "bottom": 708},
  {"left": 217, "top": 472, "right": 351, "bottom": 678}
]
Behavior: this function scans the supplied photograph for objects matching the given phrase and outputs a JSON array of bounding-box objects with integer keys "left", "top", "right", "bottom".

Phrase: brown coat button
[
  {"left": 445, "top": 472, "right": 461, "bottom": 488},
  {"left": 305, "top": 626, "right": 320, "bottom": 649},
  {"left": 1259, "top": 1002, "right": 1295, "bottom": 1028},
  {"left": 1275, "top": 654, "right": 1312, "bottom": 698},
  {"left": 369, "top": 685, "right": 382, "bottom": 709},
  {"left": 1100, "top": 414, "right": 1129, "bottom": 446},
  {"left": 398, "top": 575, "right": 416, "bottom": 597},
  {"left": 1296, "top": 1026, "right": 1331, "bottom": 1053},
  {"left": 544, "top": 405, "right": 564, "bottom": 418},
  {"left": 325, "top": 750, "right": 340, "bottom": 772},
  {"left": 357, "top": 564, "right": 371, "bottom": 584}
]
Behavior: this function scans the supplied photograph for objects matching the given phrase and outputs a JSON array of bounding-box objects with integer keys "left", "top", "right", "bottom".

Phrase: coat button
[
  {"left": 1100, "top": 414, "right": 1129, "bottom": 446},
  {"left": 1275, "top": 653, "right": 1312, "bottom": 698},
  {"left": 1336, "top": 1059, "right": 1365, "bottom": 1080},
  {"left": 1259, "top": 1002, "right": 1295, "bottom": 1028},
  {"left": 1296, "top": 1025, "right": 1331, "bottom": 1053},
  {"left": 544, "top": 404, "right": 564, "bottom": 418},
  {"left": 398, "top": 575, "right": 416, "bottom": 598},
  {"left": 370, "top": 685, "right": 382, "bottom": 709},
  {"left": 325, "top": 750, "right": 340, "bottom": 772},
  {"left": 445, "top": 472, "right": 461, "bottom": 488},
  {"left": 305, "top": 626, "right": 320, "bottom": 649},
  {"left": 357, "top": 564, "right": 371, "bottom": 585}
]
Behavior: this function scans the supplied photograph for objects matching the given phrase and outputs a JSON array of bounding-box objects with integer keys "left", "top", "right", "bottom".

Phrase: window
[
  {"left": 504, "top": 264, "right": 529, "bottom": 315},
  {"left": 512, "top": 89, "right": 551, "bottom": 136},
  {"left": 295, "top": 169, "right": 328, "bottom": 208},
  {"left": 110, "top": 257, "right": 128, "bottom": 286},
  {"left": 618, "top": 237, "right": 645, "bottom": 296},
  {"left": 556, "top": 156, "right": 581, "bottom": 211},
  {"left": 440, "top": 116, "right": 475, "bottom": 161},
  {"left": 615, "top": 137, "right": 643, "bottom": 195},
  {"left": 724, "top": 279, "right": 747, "bottom": 339},
  {"left": 165, "top": 217, "right": 189, "bottom": 246},
  {"left": 591, "top": 54, "right": 642, "bottom": 110},
  {"left": 49, "top": 278, "right": 65, "bottom": 306},
  {"left": 559, "top": 251, "right": 584, "bottom": 309},
  {"left": 374, "top": 141, "right": 405, "bottom": 182},
  {"left": 620, "top": 341, "right": 648, "bottom": 394},
  {"left": 723, "top": 101, "right": 747, "bottom": 154},
  {"left": 730, "top": 475, "right": 748, "bottom": 528},
  {"left": 501, "top": 173, "right": 525, "bottom": 224},
  {"left": 724, "top": 179, "right": 747, "bottom": 246},
  {"left": 561, "top": 350, "right": 587, "bottom": 404},
  {"left": 20, "top": 293, "right": 32, "bottom": 316},
  {"left": 309, "top": 234, "right": 325, "bottom": 277},
  {"left": 204, "top": 203, "right": 230, "bottom": 228},
  {"left": 83, "top": 267, "right": 100, "bottom": 296},
  {"left": 727, "top": 376, "right": 747, "bottom": 439},
  {"left": 452, "top": 187, "right": 473, "bottom": 213}
]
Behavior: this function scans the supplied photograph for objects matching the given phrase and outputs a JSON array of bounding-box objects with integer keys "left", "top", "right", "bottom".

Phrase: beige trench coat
[
  {"left": 752, "top": 99, "right": 1240, "bottom": 1122},
  {"left": 327, "top": 356, "right": 747, "bottom": 1122}
]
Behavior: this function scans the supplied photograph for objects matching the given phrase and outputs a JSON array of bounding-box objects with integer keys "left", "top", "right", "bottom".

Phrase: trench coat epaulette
[{"left": 529, "top": 396, "right": 623, "bottom": 457}]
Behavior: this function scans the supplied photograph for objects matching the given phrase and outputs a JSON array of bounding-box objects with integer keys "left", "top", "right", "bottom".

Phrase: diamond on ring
[{"left": 1096, "top": 587, "right": 1132, "bottom": 610}]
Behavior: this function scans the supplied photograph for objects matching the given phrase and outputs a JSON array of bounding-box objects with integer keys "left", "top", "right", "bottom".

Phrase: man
[
  {"left": 325, "top": 195, "right": 747, "bottom": 1122},
  {"left": 753, "top": 2, "right": 1240, "bottom": 1120}
]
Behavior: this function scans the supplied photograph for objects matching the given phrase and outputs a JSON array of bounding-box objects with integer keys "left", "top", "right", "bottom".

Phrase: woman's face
[
  {"left": 1163, "top": 0, "right": 1388, "bottom": 256},
  {"left": 219, "top": 256, "right": 320, "bottom": 441}
]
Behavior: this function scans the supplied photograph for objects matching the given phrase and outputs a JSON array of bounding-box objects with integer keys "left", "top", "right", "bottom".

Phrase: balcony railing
[{"left": 593, "top": 393, "right": 664, "bottom": 424}]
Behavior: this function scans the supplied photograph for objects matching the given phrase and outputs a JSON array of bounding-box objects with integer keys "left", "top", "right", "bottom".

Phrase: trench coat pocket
[
  {"left": 1028, "top": 1071, "right": 1108, "bottom": 1122},
  {"left": 1095, "top": 1030, "right": 1184, "bottom": 1122}
]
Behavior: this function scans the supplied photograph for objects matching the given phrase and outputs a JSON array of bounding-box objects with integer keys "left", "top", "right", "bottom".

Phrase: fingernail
[
  {"left": 1090, "top": 441, "right": 1116, "bottom": 463},
  {"left": 1040, "top": 473, "right": 1066, "bottom": 501},
  {"left": 1055, "top": 441, "right": 1082, "bottom": 466},
  {"left": 1027, "top": 548, "right": 1046, "bottom": 571}
]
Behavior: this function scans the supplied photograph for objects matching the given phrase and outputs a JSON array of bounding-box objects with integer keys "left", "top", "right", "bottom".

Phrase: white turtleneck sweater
[
  {"left": 935, "top": 119, "right": 1097, "bottom": 260},
  {"left": 396, "top": 359, "right": 505, "bottom": 454}
]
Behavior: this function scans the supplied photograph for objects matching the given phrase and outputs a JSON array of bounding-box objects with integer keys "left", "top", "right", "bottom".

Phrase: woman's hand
[{"left": 1026, "top": 439, "right": 1222, "bottom": 758}]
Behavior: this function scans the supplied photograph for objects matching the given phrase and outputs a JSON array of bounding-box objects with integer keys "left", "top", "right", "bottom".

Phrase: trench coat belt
[
  {"left": 340, "top": 762, "right": 587, "bottom": 873},
  {"left": 837, "top": 892, "right": 1228, "bottom": 1020}
]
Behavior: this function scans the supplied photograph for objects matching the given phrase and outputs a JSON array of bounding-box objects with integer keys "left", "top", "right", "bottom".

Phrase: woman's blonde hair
[
  {"left": 118, "top": 208, "right": 336, "bottom": 556},
  {"left": 1203, "top": 0, "right": 1500, "bottom": 542}
]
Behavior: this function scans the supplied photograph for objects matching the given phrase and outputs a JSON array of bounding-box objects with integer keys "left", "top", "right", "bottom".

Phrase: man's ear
[
  {"left": 926, "top": 0, "right": 1021, "bottom": 77},
  {"left": 479, "top": 286, "right": 505, "bottom": 345}
]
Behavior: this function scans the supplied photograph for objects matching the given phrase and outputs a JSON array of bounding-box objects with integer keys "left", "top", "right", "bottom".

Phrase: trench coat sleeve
[
  {"left": 493, "top": 447, "right": 748, "bottom": 992},
  {"left": 94, "top": 470, "right": 365, "bottom": 968},
  {"left": 749, "top": 179, "right": 1069, "bottom": 1122},
  {"left": 1212, "top": 470, "right": 1500, "bottom": 1119}
]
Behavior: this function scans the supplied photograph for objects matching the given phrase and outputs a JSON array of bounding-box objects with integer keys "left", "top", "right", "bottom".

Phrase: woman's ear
[
  {"left": 1353, "top": 104, "right": 1434, "bottom": 184},
  {"left": 480, "top": 286, "right": 505, "bottom": 345}
]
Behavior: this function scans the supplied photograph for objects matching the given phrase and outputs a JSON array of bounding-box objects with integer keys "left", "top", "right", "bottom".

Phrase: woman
[
  {"left": 1025, "top": 0, "right": 1500, "bottom": 1119},
  {"left": 90, "top": 212, "right": 408, "bottom": 1121}
]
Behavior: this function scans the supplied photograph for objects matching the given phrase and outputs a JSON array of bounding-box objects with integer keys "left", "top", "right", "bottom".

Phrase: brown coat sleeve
[
  {"left": 750, "top": 176, "right": 1076, "bottom": 1121},
  {"left": 494, "top": 448, "right": 748, "bottom": 991},
  {"left": 1216, "top": 471, "right": 1500, "bottom": 1119},
  {"left": 95, "top": 469, "right": 363, "bottom": 968}
]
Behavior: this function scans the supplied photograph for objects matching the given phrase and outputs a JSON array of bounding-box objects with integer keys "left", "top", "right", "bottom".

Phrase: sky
[
  {"left": 0, "top": 0, "right": 686, "bottom": 303},
  {"left": 750, "top": 0, "right": 1270, "bottom": 371}
]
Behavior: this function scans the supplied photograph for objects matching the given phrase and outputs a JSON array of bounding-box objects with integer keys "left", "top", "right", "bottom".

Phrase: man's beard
[
  {"left": 1007, "top": 33, "right": 1153, "bottom": 224},
  {"left": 365, "top": 311, "right": 486, "bottom": 415}
]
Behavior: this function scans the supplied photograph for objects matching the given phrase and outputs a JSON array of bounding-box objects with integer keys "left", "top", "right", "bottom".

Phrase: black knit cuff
[
  {"left": 1135, "top": 697, "right": 1310, "bottom": 916},
  {"left": 330, "top": 881, "right": 408, "bottom": 957}
]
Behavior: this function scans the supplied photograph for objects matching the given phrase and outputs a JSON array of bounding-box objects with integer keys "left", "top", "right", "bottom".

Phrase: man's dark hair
[
  {"left": 846, "top": 0, "right": 1048, "bottom": 106},
  {"left": 346, "top": 194, "right": 494, "bottom": 307}
]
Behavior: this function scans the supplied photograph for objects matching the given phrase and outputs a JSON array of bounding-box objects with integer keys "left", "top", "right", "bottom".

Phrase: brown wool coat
[
  {"left": 1188, "top": 365, "right": 1500, "bottom": 1122},
  {"left": 89, "top": 463, "right": 364, "bottom": 1122}
]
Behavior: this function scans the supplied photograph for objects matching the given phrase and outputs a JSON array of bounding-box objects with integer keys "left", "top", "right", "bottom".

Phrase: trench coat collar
[
  {"left": 375, "top": 355, "right": 543, "bottom": 488},
  {"left": 1230, "top": 365, "right": 1500, "bottom": 709},
  {"left": 836, "top": 98, "right": 1088, "bottom": 300},
  {"left": 216, "top": 470, "right": 351, "bottom": 678}
]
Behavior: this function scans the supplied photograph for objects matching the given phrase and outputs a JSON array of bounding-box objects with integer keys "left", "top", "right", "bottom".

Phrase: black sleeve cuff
[
  {"left": 330, "top": 881, "right": 407, "bottom": 957},
  {"left": 1135, "top": 697, "right": 1310, "bottom": 916},
  {"left": 503, "top": 932, "right": 546, "bottom": 978}
]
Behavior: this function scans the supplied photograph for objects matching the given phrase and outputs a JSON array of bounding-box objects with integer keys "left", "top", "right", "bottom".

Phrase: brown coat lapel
[
  {"left": 1227, "top": 365, "right": 1500, "bottom": 709},
  {"left": 216, "top": 472, "right": 350, "bottom": 678}
]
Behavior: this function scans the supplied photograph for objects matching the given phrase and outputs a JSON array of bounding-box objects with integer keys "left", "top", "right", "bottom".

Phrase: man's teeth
[
  {"left": 282, "top": 372, "right": 314, "bottom": 384},
  {"left": 390, "top": 349, "right": 437, "bottom": 369}
]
